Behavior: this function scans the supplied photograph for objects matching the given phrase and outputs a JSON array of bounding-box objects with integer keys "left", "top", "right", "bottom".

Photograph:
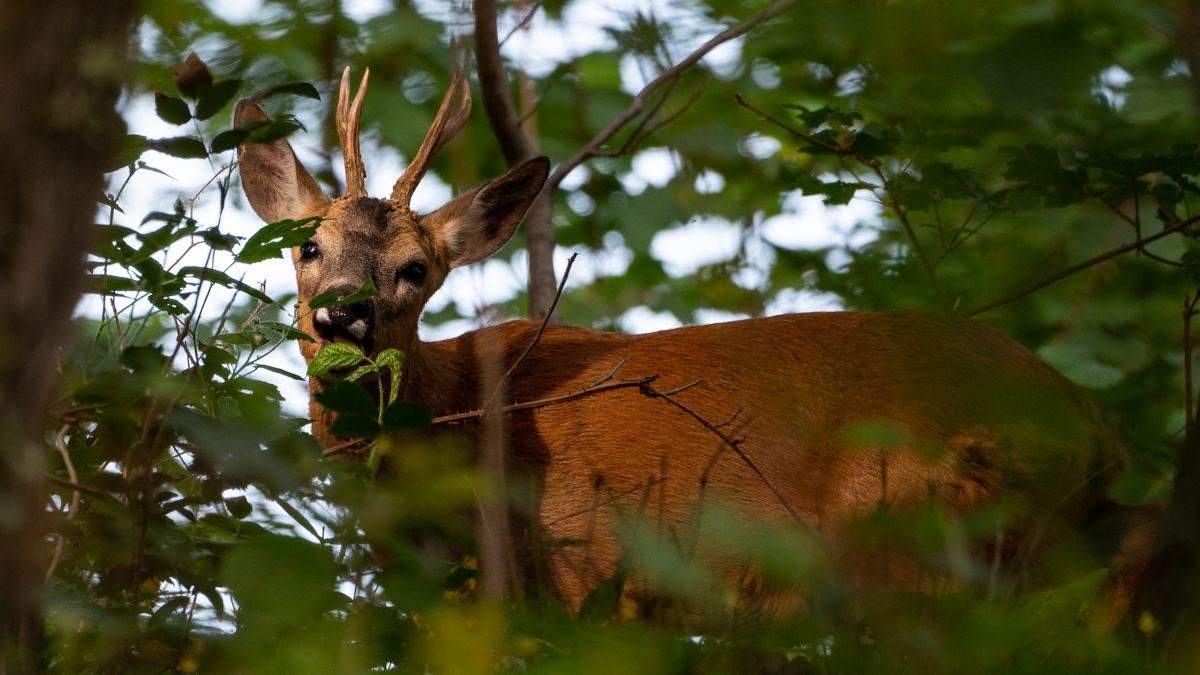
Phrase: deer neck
[{"left": 397, "top": 333, "right": 480, "bottom": 418}]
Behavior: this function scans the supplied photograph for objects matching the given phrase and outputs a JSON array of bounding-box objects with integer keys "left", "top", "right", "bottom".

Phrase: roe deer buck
[{"left": 234, "top": 69, "right": 1148, "bottom": 619}]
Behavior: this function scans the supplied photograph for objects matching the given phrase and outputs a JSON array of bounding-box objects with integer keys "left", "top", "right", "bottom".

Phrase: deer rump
[{"left": 401, "top": 309, "right": 1129, "bottom": 617}]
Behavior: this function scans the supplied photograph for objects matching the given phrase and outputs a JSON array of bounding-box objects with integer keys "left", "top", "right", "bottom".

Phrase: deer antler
[
  {"left": 390, "top": 70, "right": 472, "bottom": 211},
  {"left": 337, "top": 66, "right": 370, "bottom": 200}
]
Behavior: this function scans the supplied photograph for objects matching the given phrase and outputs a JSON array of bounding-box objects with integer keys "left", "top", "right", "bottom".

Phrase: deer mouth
[{"left": 313, "top": 307, "right": 374, "bottom": 353}]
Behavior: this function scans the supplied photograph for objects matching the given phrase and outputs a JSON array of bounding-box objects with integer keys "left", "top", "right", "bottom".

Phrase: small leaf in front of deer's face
[
  {"left": 237, "top": 217, "right": 322, "bottom": 264},
  {"left": 309, "top": 276, "right": 377, "bottom": 309},
  {"left": 307, "top": 343, "right": 364, "bottom": 379}
]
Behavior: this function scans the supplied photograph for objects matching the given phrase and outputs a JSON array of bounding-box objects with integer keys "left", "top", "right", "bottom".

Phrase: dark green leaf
[
  {"left": 225, "top": 495, "right": 252, "bottom": 519},
  {"left": 148, "top": 137, "right": 208, "bottom": 159},
  {"left": 330, "top": 414, "right": 382, "bottom": 439},
  {"left": 195, "top": 79, "right": 242, "bottom": 121},
  {"left": 255, "top": 82, "right": 321, "bottom": 101},
  {"left": 313, "top": 380, "right": 378, "bottom": 418},
  {"left": 254, "top": 364, "right": 305, "bottom": 381},
  {"left": 381, "top": 401, "right": 433, "bottom": 434},
  {"left": 237, "top": 217, "right": 322, "bottom": 263},
  {"left": 154, "top": 92, "right": 192, "bottom": 125},
  {"left": 179, "top": 266, "right": 274, "bottom": 304},
  {"left": 107, "top": 135, "right": 151, "bottom": 172},
  {"left": 258, "top": 321, "right": 315, "bottom": 342},
  {"left": 309, "top": 276, "right": 376, "bottom": 309}
]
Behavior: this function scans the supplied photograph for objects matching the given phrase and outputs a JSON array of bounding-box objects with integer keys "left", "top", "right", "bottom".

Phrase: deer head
[{"left": 234, "top": 69, "right": 549, "bottom": 366}]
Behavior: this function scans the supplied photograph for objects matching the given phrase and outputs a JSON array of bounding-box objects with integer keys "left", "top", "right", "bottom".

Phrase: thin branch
[
  {"left": 595, "top": 75, "right": 711, "bottom": 158},
  {"left": 45, "top": 425, "right": 80, "bottom": 581},
  {"left": 662, "top": 379, "right": 700, "bottom": 396},
  {"left": 433, "top": 374, "right": 659, "bottom": 425},
  {"left": 499, "top": 0, "right": 546, "bottom": 46},
  {"left": 734, "top": 94, "right": 844, "bottom": 154},
  {"left": 44, "top": 474, "right": 111, "bottom": 500},
  {"left": 543, "top": 476, "right": 668, "bottom": 529},
  {"left": 964, "top": 216, "right": 1199, "bottom": 317},
  {"left": 638, "top": 383, "right": 803, "bottom": 525},
  {"left": 545, "top": 0, "right": 802, "bottom": 194},
  {"left": 486, "top": 253, "right": 577, "bottom": 412}
]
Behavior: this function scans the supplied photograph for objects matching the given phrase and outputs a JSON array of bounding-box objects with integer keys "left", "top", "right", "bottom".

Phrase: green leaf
[
  {"left": 307, "top": 343, "right": 364, "bottom": 378},
  {"left": 273, "top": 496, "right": 322, "bottom": 540},
  {"left": 255, "top": 82, "right": 322, "bottom": 101},
  {"left": 254, "top": 364, "right": 305, "bottom": 381},
  {"left": 195, "top": 79, "right": 242, "bottom": 121},
  {"left": 330, "top": 414, "right": 382, "bottom": 439},
  {"left": 309, "top": 276, "right": 377, "bottom": 309},
  {"left": 225, "top": 495, "right": 252, "bottom": 519},
  {"left": 313, "top": 380, "right": 378, "bottom": 418},
  {"left": 201, "top": 227, "right": 240, "bottom": 252},
  {"left": 179, "top": 266, "right": 274, "bottom": 304},
  {"left": 107, "top": 135, "right": 151, "bottom": 171},
  {"left": 344, "top": 363, "right": 379, "bottom": 383},
  {"left": 258, "top": 321, "right": 315, "bottom": 342},
  {"left": 376, "top": 349, "right": 404, "bottom": 402},
  {"left": 221, "top": 535, "right": 337, "bottom": 618},
  {"left": 237, "top": 217, "right": 323, "bottom": 263},
  {"left": 154, "top": 92, "right": 192, "bottom": 125},
  {"left": 211, "top": 117, "right": 306, "bottom": 153},
  {"left": 148, "top": 136, "right": 208, "bottom": 159},
  {"left": 381, "top": 400, "right": 433, "bottom": 434}
]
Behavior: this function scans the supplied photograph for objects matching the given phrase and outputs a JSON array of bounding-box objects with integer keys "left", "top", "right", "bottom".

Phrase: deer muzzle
[{"left": 312, "top": 285, "right": 375, "bottom": 350}]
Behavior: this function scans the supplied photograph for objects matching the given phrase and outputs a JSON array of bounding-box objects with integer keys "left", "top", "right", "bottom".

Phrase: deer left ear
[{"left": 423, "top": 156, "right": 549, "bottom": 268}]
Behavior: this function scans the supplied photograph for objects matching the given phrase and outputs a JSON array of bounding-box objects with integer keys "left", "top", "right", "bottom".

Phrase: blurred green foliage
[{"left": 38, "top": 0, "right": 1200, "bottom": 672}]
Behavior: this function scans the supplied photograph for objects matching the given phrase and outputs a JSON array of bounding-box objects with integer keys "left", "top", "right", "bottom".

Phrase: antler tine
[
  {"left": 390, "top": 70, "right": 472, "bottom": 211},
  {"left": 337, "top": 66, "right": 370, "bottom": 200}
]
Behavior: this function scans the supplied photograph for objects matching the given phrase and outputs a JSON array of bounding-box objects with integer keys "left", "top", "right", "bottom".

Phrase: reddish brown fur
[{"left": 233, "top": 83, "right": 1136, "bottom": 618}]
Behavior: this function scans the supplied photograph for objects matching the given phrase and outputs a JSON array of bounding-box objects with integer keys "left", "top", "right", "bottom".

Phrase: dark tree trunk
[
  {"left": 1130, "top": 413, "right": 1200, "bottom": 662},
  {"left": 473, "top": 0, "right": 559, "bottom": 322},
  {"left": 0, "top": 1, "right": 136, "bottom": 671}
]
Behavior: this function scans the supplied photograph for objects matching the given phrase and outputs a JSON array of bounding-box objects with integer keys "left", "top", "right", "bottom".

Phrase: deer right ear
[
  {"left": 234, "top": 100, "right": 331, "bottom": 223},
  {"left": 422, "top": 156, "right": 550, "bottom": 268}
]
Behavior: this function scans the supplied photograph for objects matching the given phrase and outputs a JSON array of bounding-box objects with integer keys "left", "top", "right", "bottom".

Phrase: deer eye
[
  {"left": 300, "top": 242, "right": 319, "bottom": 260},
  {"left": 399, "top": 262, "right": 427, "bottom": 285}
]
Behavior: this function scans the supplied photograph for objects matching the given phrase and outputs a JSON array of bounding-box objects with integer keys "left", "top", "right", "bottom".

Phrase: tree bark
[
  {"left": 1130, "top": 409, "right": 1200, "bottom": 662},
  {"left": 473, "top": 0, "right": 559, "bottom": 321},
  {"left": 0, "top": 1, "right": 136, "bottom": 671}
]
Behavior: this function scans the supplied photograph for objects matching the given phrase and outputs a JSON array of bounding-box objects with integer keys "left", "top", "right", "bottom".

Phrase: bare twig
[
  {"left": 543, "top": 476, "right": 668, "bottom": 530},
  {"left": 595, "top": 76, "right": 711, "bottom": 158},
  {"left": 735, "top": 94, "right": 844, "bottom": 154},
  {"left": 499, "top": 0, "right": 545, "bottom": 46},
  {"left": 433, "top": 374, "right": 659, "bottom": 425},
  {"left": 44, "top": 474, "right": 111, "bottom": 500},
  {"left": 965, "top": 216, "right": 1199, "bottom": 317},
  {"left": 486, "top": 253, "right": 577, "bottom": 411},
  {"left": 639, "top": 383, "right": 803, "bottom": 524},
  {"left": 45, "top": 425, "right": 80, "bottom": 581},
  {"left": 662, "top": 380, "right": 700, "bottom": 396}
]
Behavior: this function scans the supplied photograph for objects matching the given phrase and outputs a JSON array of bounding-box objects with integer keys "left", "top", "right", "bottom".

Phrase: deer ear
[
  {"left": 423, "top": 156, "right": 549, "bottom": 268},
  {"left": 234, "top": 99, "right": 331, "bottom": 223}
]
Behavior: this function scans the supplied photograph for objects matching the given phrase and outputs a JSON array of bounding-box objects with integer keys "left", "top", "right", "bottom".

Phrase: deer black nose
[{"left": 312, "top": 284, "right": 376, "bottom": 344}]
